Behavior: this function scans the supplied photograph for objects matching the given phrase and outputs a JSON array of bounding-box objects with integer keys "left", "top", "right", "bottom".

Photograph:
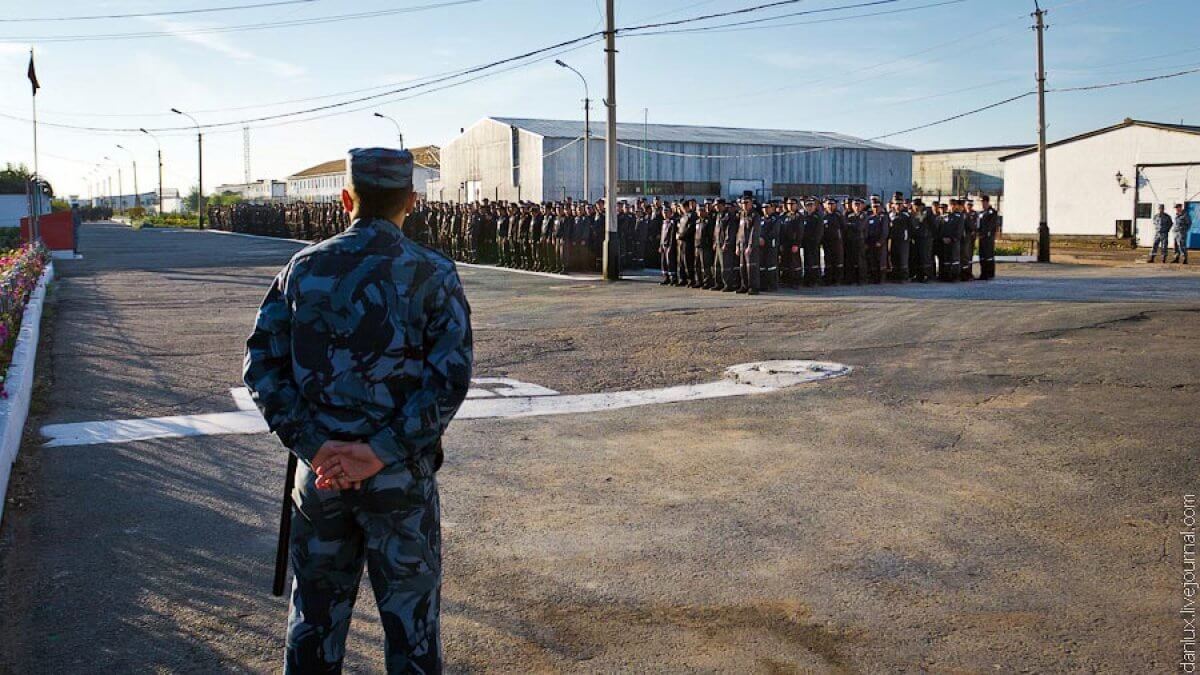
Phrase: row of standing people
[{"left": 655, "top": 193, "right": 1000, "bottom": 294}]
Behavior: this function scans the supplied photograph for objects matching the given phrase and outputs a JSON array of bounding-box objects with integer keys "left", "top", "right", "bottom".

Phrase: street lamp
[
  {"left": 171, "top": 108, "right": 204, "bottom": 228},
  {"left": 104, "top": 155, "right": 123, "bottom": 214},
  {"left": 555, "top": 59, "right": 591, "bottom": 202},
  {"left": 115, "top": 144, "right": 139, "bottom": 211},
  {"left": 140, "top": 128, "right": 164, "bottom": 214},
  {"left": 373, "top": 112, "right": 404, "bottom": 148}
]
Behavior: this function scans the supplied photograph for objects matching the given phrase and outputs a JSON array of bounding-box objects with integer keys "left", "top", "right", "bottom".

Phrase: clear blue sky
[{"left": 1, "top": 0, "right": 1196, "bottom": 199}]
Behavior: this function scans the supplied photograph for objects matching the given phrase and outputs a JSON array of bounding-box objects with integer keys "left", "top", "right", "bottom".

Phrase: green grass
[{"left": 133, "top": 214, "right": 203, "bottom": 230}]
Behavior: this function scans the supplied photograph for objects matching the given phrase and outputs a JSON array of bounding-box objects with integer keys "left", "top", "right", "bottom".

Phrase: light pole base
[
  {"left": 1037, "top": 223, "right": 1051, "bottom": 263},
  {"left": 602, "top": 236, "right": 621, "bottom": 281}
]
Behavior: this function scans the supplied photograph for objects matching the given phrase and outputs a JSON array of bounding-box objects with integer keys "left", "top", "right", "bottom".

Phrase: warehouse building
[
  {"left": 428, "top": 117, "right": 912, "bottom": 204},
  {"left": 1002, "top": 119, "right": 1200, "bottom": 248},
  {"left": 912, "top": 144, "right": 1030, "bottom": 205}
]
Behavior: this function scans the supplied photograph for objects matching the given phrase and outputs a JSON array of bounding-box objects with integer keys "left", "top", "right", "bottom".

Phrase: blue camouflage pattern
[
  {"left": 244, "top": 216, "right": 473, "bottom": 674},
  {"left": 347, "top": 147, "right": 415, "bottom": 190}
]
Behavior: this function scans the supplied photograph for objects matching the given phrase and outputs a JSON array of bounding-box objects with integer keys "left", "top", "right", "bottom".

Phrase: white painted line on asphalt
[
  {"left": 199, "top": 229, "right": 313, "bottom": 246},
  {"left": 40, "top": 361, "right": 848, "bottom": 448},
  {"left": 456, "top": 263, "right": 598, "bottom": 281}
]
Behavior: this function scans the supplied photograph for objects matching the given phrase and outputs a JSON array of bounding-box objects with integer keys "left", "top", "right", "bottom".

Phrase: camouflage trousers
[{"left": 286, "top": 464, "right": 442, "bottom": 674}]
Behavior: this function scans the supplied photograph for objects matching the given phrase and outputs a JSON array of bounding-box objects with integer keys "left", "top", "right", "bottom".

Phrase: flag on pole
[{"left": 28, "top": 51, "right": 40, "bottom": 96}]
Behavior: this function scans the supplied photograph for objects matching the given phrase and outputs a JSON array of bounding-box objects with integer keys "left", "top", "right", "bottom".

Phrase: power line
[
  {"left": 625, "top": 0, "right": 966, "bottom": 36},
  {"left": 0, "top": 0, "right": 323, "bottom": 23},
  {"left": 1048, "top": 65, "right": 1200, "bottom": 93},
  {"left": 0, "top": 0, "right": 481, "bottom": 43}
]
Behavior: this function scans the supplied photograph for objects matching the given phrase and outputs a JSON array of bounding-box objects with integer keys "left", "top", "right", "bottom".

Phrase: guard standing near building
[
  {"left": 960, "top": 197, "right": 979, "bottom": 281},
  {"left": 1150, "top": 204, "right": 1173, "bottom": 262},
  {"left": 780, "top": 199, "right": 804, "bottom": 288},
  {"left": 736, "top": 196, "right": 761, "bottom": 295},
  {"left": 800, "top": 198, "right": 824, "bottom": 287},
  {"left": 842, "top": 198, "right": 868, "bottom": 285},
  {"left": 864, "top": 199, "right": 889, "bottom": 284},
  {"left": 820, "top": 198, "right": 844, "bottom": 286},
  {"left": 714, "top": 199, "right": 739, "bottom": 292},
  {"left": 1172, "top": 203, "right": 1191, "bottom": 264},
  {"left": 760, "top": 201, "right": 782, "bottom": 291},
  {"left": 677, "top": 199, "right": 698, "bottom": 287},
  {"left": 909, "top": 198, "right": 935, "bottom": 282},
  {"left": 696, "top": 201, "right": 717, "bottom": 288},
  {"left": 660, "top": 203, "right": 679, "bottom": 285},
  {"left": 888, "top": 194, "right": 911, "bottom": 282},
  {"left": 977, "top": 195, "right": 999, "bottom": 279},
  {"left": 244, "top": 147, "right": 474, "bottom": 674}
]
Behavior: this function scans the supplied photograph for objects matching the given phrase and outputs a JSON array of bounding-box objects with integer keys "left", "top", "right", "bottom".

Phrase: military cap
[
  {"left": 346, "top": 147, "right": 413, "bottom": 190},
  {"left": 824, "top": 196, "right": 837, "bottom": 203},
  {"left": 716, "top": 198, "right": 728, "bottom": 205},
  {"left": 912, "top": 198, "right": 924, "bottom": 205},
  {"left": 892, "top": 191, "right": 905, "bottom": 202},
  {"left": 852, "top": 197, "right": 866, "bottom": 204}
]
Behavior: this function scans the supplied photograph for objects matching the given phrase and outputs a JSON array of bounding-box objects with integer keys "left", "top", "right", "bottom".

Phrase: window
[
  {"left": 1135, "top": 203, "right": 1152, "bottom": 219},
  {"left": 772, "top": 183, "right": 868, "bottom": 198},
  {"left": 511, "top": 126, "right": 521, "bottom": 187}
]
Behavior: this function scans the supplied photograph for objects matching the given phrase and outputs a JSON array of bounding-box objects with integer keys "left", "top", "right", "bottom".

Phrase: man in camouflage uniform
[{"left": 244, "top": 147, "right": 474, "bottom": 674}]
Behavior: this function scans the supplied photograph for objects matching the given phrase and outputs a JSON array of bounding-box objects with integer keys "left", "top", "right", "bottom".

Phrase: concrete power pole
[
  {"left": 1034, "top": 2, "right": 1050, "bottom": 263},
  {"left": 243, "top": 126, "right": 252, "bottom": 185},
  {"left": 602, "top": 0, "right": 620, "bottom": 281}
]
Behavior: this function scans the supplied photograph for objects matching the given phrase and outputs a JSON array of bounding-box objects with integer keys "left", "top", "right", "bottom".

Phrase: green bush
[
  {"left": 994, "top": 243, "right": 1028, "bottom": 256},
  {"left": 0, "top": 229, "right": 21, "bottom": 250},
  {"left": 136, "top": 213, "right": 202, "bottom": 229}
]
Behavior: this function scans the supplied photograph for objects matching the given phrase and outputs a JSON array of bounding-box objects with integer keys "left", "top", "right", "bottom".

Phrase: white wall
[
  {"left": 1003, "top": 125, "right": 1200, "bottom": 241},
  {"left": 0, "top": 194, "right": 49, "bottom": 228},
  {"left": 438, "top": 119, "right": 543, "bottom": 203}
]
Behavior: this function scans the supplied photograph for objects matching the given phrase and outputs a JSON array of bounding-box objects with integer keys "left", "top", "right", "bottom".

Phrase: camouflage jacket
[{"left": 243, "top": 217, "right": 473, "bottom": 471}]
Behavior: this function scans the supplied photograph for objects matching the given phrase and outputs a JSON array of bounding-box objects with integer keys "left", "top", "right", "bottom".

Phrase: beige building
[{"left": 286, "top": 146, "right": 441, "bottom": 202}]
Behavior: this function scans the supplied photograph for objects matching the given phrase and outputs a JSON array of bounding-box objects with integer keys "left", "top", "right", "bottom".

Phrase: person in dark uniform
[
  {"left": 780, "top": 198, "right": 804, "bottom": 288},
  {"left": 676, "top": 199, "right": 698, "bottom": 287},
  {"left": 842, "top": 198, "right": 868, "bottom": 285},
  {"left": 888, "top": 195, "right": 911, "bottom": 282},
  {"left": 938, "top": 199, "right": 963, "bottom": 282},
  {"left": 659, "top": 202, "right": 679, "bottom": 285},
  {"left": 800, "top": 197, "right": 824, "bottom": 287},
  {"left": 713, "top": 199, "right": 739, "bottom": 292},
  {"left": 695, "top": 201, "right": 717, "bottom": 289},
  {"left": 909, "top": 198, "right": 935, "bottom": 283},
  {"left": 977, "top": 195, "right": 1000, "bottom": 280},
  {"left": 820, "top": 197, "right": 844, "bottom": 286},
  {"left": 736, "top": 196, "right": 761, "bottom": 295},
  {"left": 960, "top": 197, "right": 979, "bottom": 281},
  {"left": 759, "top": 200, "right": 781, "bottom": 291},
  {"left": 864, "top": 200, "right": 889, "bottom": 284},
  {"left": 244, "top": 147, "right": 473, "bottom": 674}
]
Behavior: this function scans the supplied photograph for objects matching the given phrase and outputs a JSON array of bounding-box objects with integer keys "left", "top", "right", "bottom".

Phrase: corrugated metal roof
[
  {"left": 490, "top": 117, "right": 910, "bottom": 152},
  {"left": 288, "top": 159, "right": 345, "bottom": 179}
]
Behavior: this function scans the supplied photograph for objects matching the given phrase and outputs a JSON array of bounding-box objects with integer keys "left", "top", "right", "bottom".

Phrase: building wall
[
  {"left": 434, "top": 119, "right": 544, "bottom": 203},
  {"left": 0, "top": 194, "right": 49, "bottom": 228},
  {"left": 543, "top": 140, "right": 911, "bottom": 203},
  {"left": 1003, "top": 126, "right": 1200, "bottom": 242},
  {"left": 912, "top": 148, "right": 1019, "bottom": 197},
  {"left": 286, "top": 172, "right": 345, "bottom": 203}
]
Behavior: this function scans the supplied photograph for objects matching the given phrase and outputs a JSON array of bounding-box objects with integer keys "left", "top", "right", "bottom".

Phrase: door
[
  {"left": 1188, "top": 202, "right": 1200, "bottom": 250},
  {"left": 466, "top": 180, "right": 482, "bottom": 203}
]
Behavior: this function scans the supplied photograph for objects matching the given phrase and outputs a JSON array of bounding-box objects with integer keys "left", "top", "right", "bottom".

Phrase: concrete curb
[{"left": 0, "top": 261, "right": 55, "bottom": 524}]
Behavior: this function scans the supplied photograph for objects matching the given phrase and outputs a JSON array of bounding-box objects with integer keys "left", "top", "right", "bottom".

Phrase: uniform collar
[{"left": 351, "top": 217, "right": 406, "bottom": 239}]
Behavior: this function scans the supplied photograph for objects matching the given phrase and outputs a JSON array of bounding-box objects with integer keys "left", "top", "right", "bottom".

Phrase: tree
[
  {"left": 184, "top": 185, "right": 200, "bottom": 213},
  {"left": 0, "top": 163, "right": 53, "bottom": 197}
]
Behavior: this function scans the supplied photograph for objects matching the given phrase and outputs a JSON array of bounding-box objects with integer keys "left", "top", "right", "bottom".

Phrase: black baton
[{"left": 272, "top": 452, "right": 297, "bottom": 597}]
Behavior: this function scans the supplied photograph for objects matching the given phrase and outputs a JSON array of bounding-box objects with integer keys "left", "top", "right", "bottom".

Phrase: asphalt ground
[{"left": 0, "top": 222, "right": 1197, "bottom": 673}]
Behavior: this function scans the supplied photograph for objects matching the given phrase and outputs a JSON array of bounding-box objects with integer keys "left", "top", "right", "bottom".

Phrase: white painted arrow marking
[{"left": 40, "top": 361, "right": 849, "bottom": 448}]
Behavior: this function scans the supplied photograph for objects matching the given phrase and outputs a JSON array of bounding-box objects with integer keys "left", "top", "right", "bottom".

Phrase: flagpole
[{"left": 30, "top": 48, "right": 40, "bottom": 243}]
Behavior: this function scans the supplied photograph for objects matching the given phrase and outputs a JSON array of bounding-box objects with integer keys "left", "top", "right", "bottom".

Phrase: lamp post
[
  {"left": 140, "top": 128, "right": 164, "bottom": 214},
  {"left": 115, "top": 144, "right": 139, "bottom": 212},
  {"left": 104, "top": 155, "right": 123, "bottom": 214},
  {"left": 555, "top": 59, "right": 591, "bottom": 202},
  {"left": 171, "top": 108, "right": 204, "bottom": 228},
  {"left": 372, "top": 112, "right": 404, "bottom": 148}
]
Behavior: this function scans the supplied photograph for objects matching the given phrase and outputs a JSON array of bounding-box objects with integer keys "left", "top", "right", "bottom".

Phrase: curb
[{"left": 0, "top": 262, "right": 55, "bottom": 525}]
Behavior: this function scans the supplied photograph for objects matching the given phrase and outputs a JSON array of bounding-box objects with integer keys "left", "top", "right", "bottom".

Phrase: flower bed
[{"left": 0, "top": 244, "right": 50, "bottom": 398}]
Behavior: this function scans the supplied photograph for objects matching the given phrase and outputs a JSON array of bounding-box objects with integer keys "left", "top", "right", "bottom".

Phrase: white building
[
  {"left": 1001, "top": 119, "right": 1200, "bottom": 247},
  {"left": 286, "top": 146, "right": 440, "bottom": 202},
  {"left": 91, "top": 189, "right": 182, "bottom": 214},
  {"left": 214, "top": 180, "right": 286, "bottom": 202}
]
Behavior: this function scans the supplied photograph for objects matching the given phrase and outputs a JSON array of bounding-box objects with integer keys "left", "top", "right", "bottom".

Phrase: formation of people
[
  {"left": 206, "top": 191, "right": 1003, "bottom": 288},
  {"left": 655, "top": 192, "right": 1000, "bottom": 293}
]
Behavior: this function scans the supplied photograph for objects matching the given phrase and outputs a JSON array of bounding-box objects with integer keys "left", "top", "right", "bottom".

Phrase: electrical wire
[
  {"left": 624, "top": 0, "right": 966, "bottom": 37},
  {"left": 0, "top": 0, "right": 323, "bottom": 23},
  {"left": 0, "top": 0, "right": 482, "bottom": 43}
]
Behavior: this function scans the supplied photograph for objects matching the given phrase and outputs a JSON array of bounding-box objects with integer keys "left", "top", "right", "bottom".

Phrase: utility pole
[
  {"left": 643, "top": 108, "right": 648, "bottom": 197},
  {"left": 141, "top": 128, "right": 164, "bottom": 214},
  {"left": 601, "top": 0, "right": 620, "bottom": 281},
  {"left": 116, "top": 145, "right": 138, "bottom": 211},
  {"left": 1034, "top": 2, "right": 1050, "bottom": 262},
  {"left": 243, "top": 126, "right": 252, "bottom": 185},
  {"left": 173, "top": 108, "right": 204, "bottom": 227}
]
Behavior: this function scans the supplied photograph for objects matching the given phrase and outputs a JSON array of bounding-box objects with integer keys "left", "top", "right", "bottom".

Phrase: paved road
[{"left": 1, "top": 222, "right": 1197, "bottom": 673}]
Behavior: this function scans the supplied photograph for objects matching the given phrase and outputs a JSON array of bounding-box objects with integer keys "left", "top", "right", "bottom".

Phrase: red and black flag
[{"left": 27, "top": 50, "right": 40, "bottom": 96}]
